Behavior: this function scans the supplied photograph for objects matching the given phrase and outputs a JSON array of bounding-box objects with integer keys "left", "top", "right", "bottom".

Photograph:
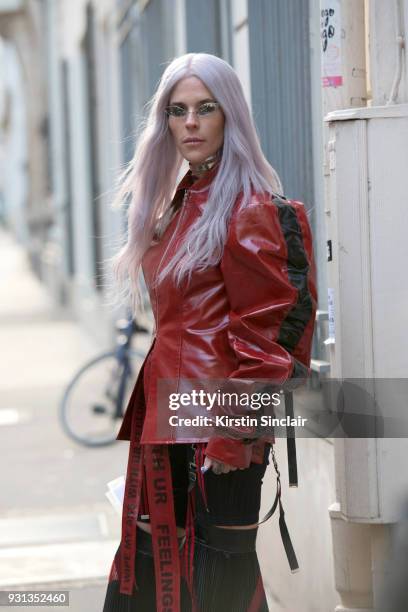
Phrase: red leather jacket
[{"left": 117, "top": 162, "right": 317, "bottom": 468}]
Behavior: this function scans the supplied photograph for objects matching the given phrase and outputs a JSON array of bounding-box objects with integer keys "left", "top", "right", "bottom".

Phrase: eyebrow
[{"left": 168, "top": 98, "right": 215, "bottom": 106}]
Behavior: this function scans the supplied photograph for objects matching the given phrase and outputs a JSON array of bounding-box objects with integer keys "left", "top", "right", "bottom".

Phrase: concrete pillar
[
  {"left": 0, "top": 0, "right": 50, "bottom": 273},
  {"left": 322, "top": 0, "right": 408, "bottom": 599},
  {"left": 319, "top": 2, "right": 401, "bottom": 611}
]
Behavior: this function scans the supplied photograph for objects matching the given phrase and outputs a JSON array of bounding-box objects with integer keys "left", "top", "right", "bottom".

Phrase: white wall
[
  {"left": 50, "top": 0, "right": 125, "bottom": 343},
  {"left": 258, "top": 436, "right": 338, "bottom": 611},
  {"left": 230, "top": 0, "right": 251, "bottom": 108},
  {"left": 0, "top": 39, "right": 28, "bottom": 242},
  {"left": 369, "top": 0, "right": 407, "bottom": 105}
]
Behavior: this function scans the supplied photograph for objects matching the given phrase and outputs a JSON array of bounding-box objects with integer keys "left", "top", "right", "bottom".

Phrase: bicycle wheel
[{"left": 59, "top": 350, "right": 144, "bottom": 447}]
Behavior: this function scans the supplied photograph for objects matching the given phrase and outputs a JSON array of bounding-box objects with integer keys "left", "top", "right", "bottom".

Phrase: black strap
[
  {"left": 284, "top": 391, "right": 298, "bottom": 487},
  {"left": 194, "top": 523, "right": 258, "bottom": 554},
  {"left": 188, "top": 444, "right": 197, "bottom": 492},
  {"left": 258, "top": 446, "right": 299, "bottom": 573}
]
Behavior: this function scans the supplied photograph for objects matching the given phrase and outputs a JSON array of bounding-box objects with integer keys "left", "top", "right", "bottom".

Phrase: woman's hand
[{"left": 203, "top": 455, "right": 243, "bottom": 475}]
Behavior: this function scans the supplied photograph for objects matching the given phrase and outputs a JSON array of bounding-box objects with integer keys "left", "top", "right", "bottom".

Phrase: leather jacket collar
[{"left": 175, "top": 159, "right": 221, "bottom": 194}]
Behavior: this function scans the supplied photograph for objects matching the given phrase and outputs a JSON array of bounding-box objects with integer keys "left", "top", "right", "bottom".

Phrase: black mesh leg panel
[
  {"left": 103, "top": 548, "right": 156, "bottom": 612},
  {"left": 193, "top": 527, "right": 269, "bottom": 612}
]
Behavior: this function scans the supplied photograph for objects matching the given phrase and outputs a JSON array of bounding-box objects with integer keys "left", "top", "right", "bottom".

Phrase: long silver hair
[{"left": 106, "top": 52, "right": 283, "bottom": 314}]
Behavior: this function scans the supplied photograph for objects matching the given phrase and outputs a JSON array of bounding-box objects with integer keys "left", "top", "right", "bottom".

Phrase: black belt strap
[
  {"left": 194, "top": 522, "right": 257, "bottom": 554},
  {"left": 258, "top": 445, "right": 299, "bottom": 573},
  {"left": 188, "top": 444, "right": 197, "bottom": 492},
  {"left": 284, "top": 391, "right": 298, "bottom": 487}
]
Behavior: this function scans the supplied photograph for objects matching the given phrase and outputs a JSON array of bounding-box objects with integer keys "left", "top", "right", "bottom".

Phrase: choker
[{"left": 189, "top": 150, "right": 222, "bottom": 178}]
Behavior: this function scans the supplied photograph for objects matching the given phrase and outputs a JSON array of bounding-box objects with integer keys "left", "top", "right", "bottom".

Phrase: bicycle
[{"left": 59, "top": 314, "right": 150, "bottom": 446}]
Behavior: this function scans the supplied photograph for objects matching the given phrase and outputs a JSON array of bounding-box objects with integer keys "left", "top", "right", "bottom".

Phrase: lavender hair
[{"left": 105, "top": 52, "right": 283, "bottom": 315}]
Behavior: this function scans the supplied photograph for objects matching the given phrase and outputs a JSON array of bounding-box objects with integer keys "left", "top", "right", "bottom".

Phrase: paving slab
[
  {"left": 0, "top": 512, "right": 109, "bottom": 548},
  {"left": 0, "top": 540, "right": 118, "bottom": 588}
]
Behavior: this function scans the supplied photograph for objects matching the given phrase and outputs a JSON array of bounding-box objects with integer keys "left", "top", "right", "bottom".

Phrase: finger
[
  {"left": 212, "top": 460, "right": 223, "bottom": 475},
  {"left": 222, "top": 464, "right": 237, "bottom": 473},
  {"left": 203, "top": 456, "right": 212, "bottom": 471},
  {"left": 220, "top": 462, "right": 238, "bottom": 474}
]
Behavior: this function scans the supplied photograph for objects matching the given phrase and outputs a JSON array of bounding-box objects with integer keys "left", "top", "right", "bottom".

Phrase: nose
[{"left": 184, "top": 110, "right": 199, "bottom": 128}]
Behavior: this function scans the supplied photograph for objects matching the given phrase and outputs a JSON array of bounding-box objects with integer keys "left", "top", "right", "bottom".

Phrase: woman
[{"left": 103, "top": 52, "right": 317, "bottom": 612}]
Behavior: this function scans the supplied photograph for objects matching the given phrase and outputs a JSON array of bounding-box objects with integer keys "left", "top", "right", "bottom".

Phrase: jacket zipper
[{"left": 153, "top": 189, "right": 189, "bottom": 339}]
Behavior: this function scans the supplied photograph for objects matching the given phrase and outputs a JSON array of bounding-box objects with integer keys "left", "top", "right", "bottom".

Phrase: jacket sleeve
[{"left": 205, "top": 194, "right": 317, "bottom": 468}]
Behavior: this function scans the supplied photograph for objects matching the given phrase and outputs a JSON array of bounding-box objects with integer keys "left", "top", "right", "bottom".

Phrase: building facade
[{"left": 0, "top": 1, "right": 361, "bottom": 610}]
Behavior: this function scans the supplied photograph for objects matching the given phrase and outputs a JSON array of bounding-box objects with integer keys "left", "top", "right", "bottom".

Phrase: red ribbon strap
[{"left": 145, "top": 444, "right": 181, "bottom": 612}]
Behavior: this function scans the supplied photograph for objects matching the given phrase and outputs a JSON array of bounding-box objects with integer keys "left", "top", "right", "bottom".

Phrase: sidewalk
[{"left": 0, "top": 230, "right": 131, "bottom": 610}]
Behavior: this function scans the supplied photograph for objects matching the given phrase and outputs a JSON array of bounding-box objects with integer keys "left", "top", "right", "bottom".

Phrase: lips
[{"left": 183, "top": 138, "right": 204, "bottom": 143}]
